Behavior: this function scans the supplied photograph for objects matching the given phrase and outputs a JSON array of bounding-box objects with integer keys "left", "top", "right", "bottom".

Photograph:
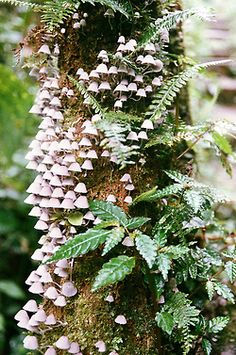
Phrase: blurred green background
[
  {"left": 0, "top": 4, "right": 39, "bottom": 354},
  {"left": 0, "top": 1, "right": 236, "bottom": 354}
]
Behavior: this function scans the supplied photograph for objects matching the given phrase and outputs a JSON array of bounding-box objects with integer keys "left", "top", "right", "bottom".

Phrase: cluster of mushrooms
[{"left": 15, "top": 10, "right": 164, "bottom": 354}]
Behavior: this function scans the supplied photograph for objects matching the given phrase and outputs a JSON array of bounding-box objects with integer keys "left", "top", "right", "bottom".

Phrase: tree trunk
[{"left": 22, "top": 1, "right": 191, "bottom": 354}]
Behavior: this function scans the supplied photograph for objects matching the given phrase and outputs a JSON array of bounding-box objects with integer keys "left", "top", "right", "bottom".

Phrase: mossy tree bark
[{"left": 29, "top": 1, "right": 191, "bottom": 354}]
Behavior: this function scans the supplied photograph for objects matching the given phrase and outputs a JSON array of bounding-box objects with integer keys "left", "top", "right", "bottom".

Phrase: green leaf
[
  {"left": 102, "top": 227, "right": 125, "bottom": 256},
  {"left": 212, "top": 132, "right": 233, "bottom": 155},
  {"left": 47, "top": 229, "right": 110, "bottom": 263},
  {"left": 225, "top": 261, "right": 236, "bottom": 283},
  {"left": 0, "top": 281, "right": 25, "bottom": 300},
  {"left": 94, "top": 220, "right": 119, "bottom": 229},
  {"left": 135, "top": 233, "right": 157, "bottom": 268},
  {"left": 0, "top": 314, "right": 5, "bottom": 333},
  {"left": 183, "top": 190, "right": 204, "bottom": 213},
  {"left": 202, "top": 338, "right": 212, "bottom": 355},
  {"left": 125, "top": 217, "right": 151, "bottom": 230},
  {"left": 152, "top": 274, "right": 165, "bottom": 299},
  {"left": 132, "top": 186, "right": 158, "bottom": 204},
  {"left": 133, "top": 184, "right": 183, "bottom": 204},
  {"left": 214, "top": 282, "right": 235, "bottom": 303},
  {"left": 156, "top": 311, "right": 174, "bottom": 335},
  {"left": 153, "top": 229, "right": 168, "bottom": 248},
  {"left": 156, "top": 253, "right": 171, "bottom": 280},
  {"left": 92, "top": 255, "right": 136, "bottom": 291},
  {"left": 89, "top": 200, "right": 128, "bottom": 226},
  {"left": 208, "top": 316, "right": 229, "bottom": 334},
  {"left": 67, "top": 212, "right": 84, "bottom": 226},
  {"left": 206, "top": 281, "right": 215, "bottom": 300}
]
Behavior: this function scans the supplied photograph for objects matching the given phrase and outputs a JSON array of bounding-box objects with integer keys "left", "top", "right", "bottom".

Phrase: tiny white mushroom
[
  {"left": 23, "top": 300, "right": 38, "bottom": 313},
  {"left": 23, "top": 335, "right": 39, "bottom": 350},
  {"left": 38, "top": 44, "right": 51, "bottom": 55},
  {"left": 44, "top": 287, "right": 59, "bottom": 300},
  {"left": 61, "top": 282, "right": 77, "bottom": 297},
  {"left": 74, "top": 196, "right": 89, "bottom": 209},
  {"left": 95, "top": 340, "right": 106, "bottom": 353},
  {"left": 115, "top": 315, "right": 127, "bottom": 325},
  {"left": 55, "top": 336, "right": 71, "bottom": 350},
  {"left": 54, "top": 295, "right": 67, "bottom": 307},
  {"left": 44, "top": 347, "right": 57, "bottom": 355},
  {"left": 45, "top": 314, "right": 57, "bottom": 325},
  {"left": 122, "top": 236, "right": 134, "bottom": 246}
]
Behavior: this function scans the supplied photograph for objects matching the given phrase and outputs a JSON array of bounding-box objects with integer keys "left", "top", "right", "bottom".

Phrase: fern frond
[
  {"left": 40, "top": 0, "right": 76, "bottom": 31},
  {"left": 87, "top": 0, "right": 132, "bottom": 18},
  {"left": 96, "top": 119, "right": 139, "bottom": 169},
  {"left": 69, "top": 76, "right": 105, "bottom": 117},
  {"left": 139, "top": 8, "right": 212, "bottom": 49},
  {"left": 146, "top": 60, "right": 231, "bottom": 120}
]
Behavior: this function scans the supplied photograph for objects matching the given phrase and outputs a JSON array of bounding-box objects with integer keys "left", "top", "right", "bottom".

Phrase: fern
[
  {"left": 69, "top": 76, "right": 105, "bottom": 117},
  {"left": 138, "top": 8, "right": 212, "bottom": 49},
  {"left": 96, "top": 119, "right": 140, "bottom": 169},
  {"left": 146, "top": 60, "right": 231, "bottom": 120}
]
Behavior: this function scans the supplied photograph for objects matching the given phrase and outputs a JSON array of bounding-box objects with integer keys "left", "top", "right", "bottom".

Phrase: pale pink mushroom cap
[
  {"left": 61, "top": 282, "right": 77, "bottom": 297},
  {"left": 115, "top": 315, "right": 127, "bottom": 324},
  {"left": 95, "top": 340, "right": 106, "bottom": 352},
  {"left": 23, "top": 335, "right": 39, "bottom": 350},
  {"left": 55, "top": 336, "right": 71, "bottom": 350}
]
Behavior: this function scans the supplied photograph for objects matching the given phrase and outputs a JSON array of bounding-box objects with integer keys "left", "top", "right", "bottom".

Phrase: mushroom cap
[
  {"left": 81, "top": 160, "right": 93, "bottom": 170},
  {"left": 60, "top": 198, "right": 75, "bottom": 210},
  {"left": 120, "top": 174, "right": 132, "bottom": 183},
  {"left": 142, "top": 54, "right": 156, "bottom": 65},
  {"left": 78, "top": 137, "right": 92, "bottom": 147},
  {"left": 55, "top": 336, "right": 71, "bottom": 350},
  {"left": 34, "top": 309, "right": 47, "bottom": 322},
  {"left": 125, "top": 184, "right": 135, "bottom": 191},
  {"left": 73, "top": 181, "right": 87, "bottom": 193},
  {"left": 68, "top": 162, "right": 82, "bottom": 172},
  {"left": 122, "top": 236, "right": 134, "bottom": 246},
  {"left": 51, "top": 187, "right": 64, "bottom": 198},
  {"left": 141, "top": 119, "right": 154, "bottom": 130},
  {"left": 38, "top": 44, "right": 51, "bottom": 55},
  {"left": 136, "top": 88, "right": 146, "bottom": 98},
  {"left": 96, "top": 63, "right": 108, "bottom": 74},
  {"left": 54, "top": 295, "right": 67, "bottom": 307},
  {"left": 23, "top": 335, "right": 39, "bottom": 350},
  {"left": 44, "top": 347, "right": 57, "bottom": 355},
  {"left": 88, "top": 82, "right": 99, "bottom": 93},
  {"left": 105, "top": 294, "right": 114, "bottom": 303},
  {"left": 23, "top": 300, "right": 38, "bottom": 313},
  {"left": 114, "top": 315, "right": 127, "bottom": 324},
  {"left": 28, "top": 282, "right": 44, "bottom": 295},
  {"left": 124, "top": 196, "right": 133, "bottom": 204},
  {"left": 106, "top": 194, "right": 116, "bottom": 202},
  {"left": 44, "top": 287, "right": 59, "bottom": 300},
  {"left": 68, "top": 342, "right": 80, "bottom": 354},
  {"left": 74, "top": 196, "right": 89, "bottom": 209},
  {"left": 29, "top": 206, "right": 41, "bottom": 217},
  {"left": 138, "top": 131, "right": 148, "bottom": 140},
  {"left": 99, "top": 81, "right": 111, "bottom": 91},
  {"left": 56, "top": 259, "right": 69, "bottom": 268},
  {"left": 49, "top": 227, "right": 63, "bottom": 239},
  {"left": 45, "top": 314, "right": 57, "bottom": 325},
  {"left": 34, "top": 220, "right": 48, "bottom": 231},
  {"left": 117, "top": 35, "right": 125, "bottom": 44},
  {"left": 61, "top": 282, "right": 77, "bottom": 297},
  {"left": 95, "top": 340, "right": 106, "bottom": 352},
  {"left": 14, "top": 309, "right": 29, "bottom": 322},
  {"left": 126, "top": 131, "right": 139, "bottom": 141}
]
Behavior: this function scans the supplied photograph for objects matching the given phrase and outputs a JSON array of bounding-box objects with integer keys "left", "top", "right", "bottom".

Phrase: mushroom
[
  {"left": 54, "top": 295, "right": 67, "bottom": 307},
  {"left": 38, "top": 44, "right": 51, "bottom": 55},
  {"left": 44, "top": 287, "right": 59, "bottom": 300},
  {"left": 95, "top": 340, "right": 106, "bottom": 353},
  {"left": 23, "top": 300, "right": 38, "bottom": 313},
  {"left": 68, "top": 342, "right": 80, "bottom": 354},
  {"left": 122, "top": 236, "right": 134, "bottom": 246},
  {"left": 61, "top": 282, "right": 77, "bottom": 297},
  {"left": 74, "top": 183, "right": 87, "bottom": 193},
  {"left": 74, "top": 196, "right": 89, "bottom": 209},
  {"left": 55, "top": 336, "right": 71, "bottom": 350},
  {"left": 115, "top": 315, "right": 127, "bottom": 324},
  {"left": 23, "top": 335, "right": 39, "bottom": 350}
]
